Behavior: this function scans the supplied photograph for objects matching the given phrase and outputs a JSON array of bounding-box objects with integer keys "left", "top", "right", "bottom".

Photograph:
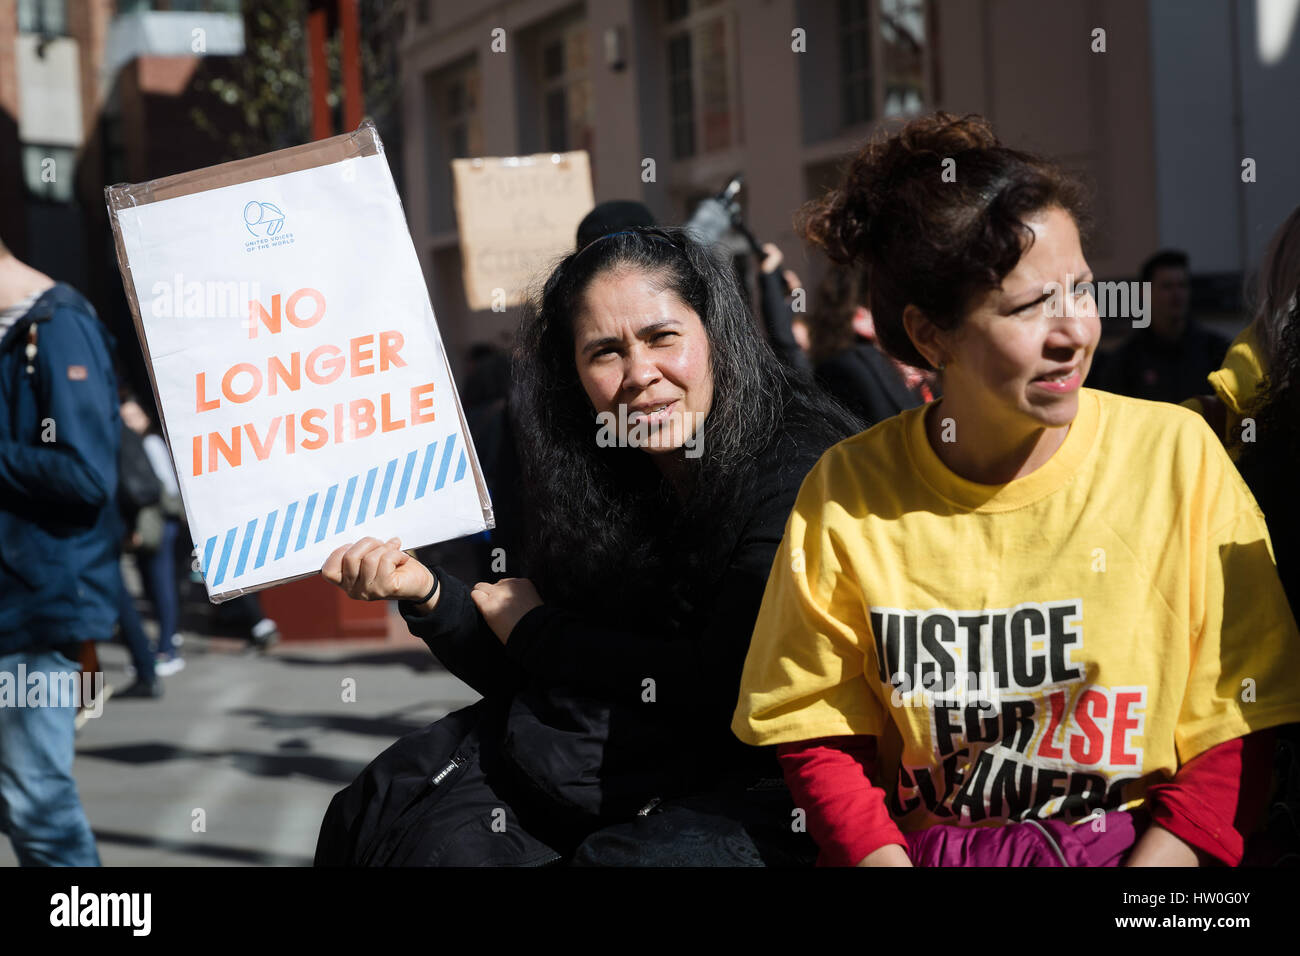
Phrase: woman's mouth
[
  {"left": 627, "top": 400, "right": 677, "bottom": 427},
  {"left": 1031, "top": 368, "right": 1081, "bottom": 393}
]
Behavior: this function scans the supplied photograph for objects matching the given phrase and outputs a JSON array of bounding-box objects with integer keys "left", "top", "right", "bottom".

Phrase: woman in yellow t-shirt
[{"left": 732, "top": 113, "right": 1300, "bottom": 867}]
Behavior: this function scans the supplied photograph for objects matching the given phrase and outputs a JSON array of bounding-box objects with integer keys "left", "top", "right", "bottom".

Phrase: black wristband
[{"left": 413, "top": 574, "right": 439, "bottom": 608}]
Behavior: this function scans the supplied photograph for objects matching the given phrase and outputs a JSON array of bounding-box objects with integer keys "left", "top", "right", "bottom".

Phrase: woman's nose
[
  {"left": 622, "top": 347, "right": 660, "bottom": 390},
  {"left": 1057, "top": 289, "right": 1096, "bottom": 347}
]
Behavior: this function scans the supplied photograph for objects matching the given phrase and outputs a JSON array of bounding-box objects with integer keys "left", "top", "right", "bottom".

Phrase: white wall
[{"left": 1149, "top": 0, "right": 1300, "bottom": 275}]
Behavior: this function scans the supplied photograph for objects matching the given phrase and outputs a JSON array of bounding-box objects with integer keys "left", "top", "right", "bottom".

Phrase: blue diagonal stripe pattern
[
  {"left": 294, "top": 492, "right": 319, "bottom": 552},
  {"left": 335, "top": 475, "right": 357, "bottom": 534},
  {"left": 200, "top": 431, "right": 474, "bottom": 592},
  {"left": 374, "top": 458, "right": 398, "bottom": 517},
  {"left": 434, "top": 433, "right": 457, "bottom": 491},
  {"left": 355, "top": 467, "right": 378, "bottom": 525},
  {"left": 254, "top": 510, "right": 278, "bottom": 570},
  {"left": 315, "top": 484, "right": 339, "bottom": 543},
  {"left": 394, "top": 450, "right": 418, "bottom": 508}
]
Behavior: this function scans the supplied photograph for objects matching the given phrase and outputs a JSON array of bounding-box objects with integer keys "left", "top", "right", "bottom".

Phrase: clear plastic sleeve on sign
[{"left": 106, "top": 122, "right": 495, "bottom": 603}]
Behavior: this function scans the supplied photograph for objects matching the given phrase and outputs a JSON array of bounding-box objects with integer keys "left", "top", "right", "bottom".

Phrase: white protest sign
[
  {"left": 452, "top": 151, "right": 594, "bottom": 310},
  {"left": 108, "top": 131, "right": 491, "bottom": 602}
]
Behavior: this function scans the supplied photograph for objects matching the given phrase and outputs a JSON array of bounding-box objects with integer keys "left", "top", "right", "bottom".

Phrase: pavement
[{"left": 0, "top": 605, "right": 479, "bottom": 867}]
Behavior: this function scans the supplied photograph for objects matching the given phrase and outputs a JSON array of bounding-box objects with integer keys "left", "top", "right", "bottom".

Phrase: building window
[
  {"left": 663, "top": 0, "right": 738, "bottom": 160},
  {"left": 880, "top": 0, "right": 927, "bottom": 116},
  {"left": 535, "top": 16, "right": 592, "bottom": 154},
  {"left": 22, "top": 145, "right": 76, "bottom": 203},
  {"left": 799, "top": 0, "right": 930, "bottom": 144},
  {"left": 438, "top": 64, "right": 482, "bottom": 161},
  {"left": 18, "top": 0, "right": 67, "bottom": 35},
  {"left": 839, "top": 0, "right": 872, "bottom": 127},
  {"left": 425, "top": 58, "right": 482, "bottom": 234},
  {"left": 667, "top": 32, "right": 694, "bottom": 158}
]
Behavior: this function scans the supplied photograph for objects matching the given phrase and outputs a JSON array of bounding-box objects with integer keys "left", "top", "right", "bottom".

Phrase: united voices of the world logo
[
  {"left": 244, "top": 200, "right": 286, "bottom": 236},
  {"left": 243, "top": 200, "right": 294, "bottom": 252}
]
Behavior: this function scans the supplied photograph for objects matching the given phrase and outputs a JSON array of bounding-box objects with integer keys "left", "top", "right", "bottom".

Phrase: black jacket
[
  {"left": 757, "top": 269, "right": 812, "bottom": 377},
  {"left": 1096, "top": 321, "right": 1231, "bottom": 405}
]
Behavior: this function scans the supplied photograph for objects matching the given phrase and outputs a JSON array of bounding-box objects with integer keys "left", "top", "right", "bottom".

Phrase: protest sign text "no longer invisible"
[{"left": 190, "top": 286, "right": 438, "bottom": 476}]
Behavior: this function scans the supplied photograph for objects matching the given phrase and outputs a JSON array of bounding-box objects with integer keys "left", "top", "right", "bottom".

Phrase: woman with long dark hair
[
  {"left": 1233, "top": 206, "right": 1300, "bottom": 610},
  {"left": 1212, "top": 207, "right": 1300, "bottom": 863},
  {"left": 732, "top": 113, "right": 1300, "bottom": 867},
  {"left": 315, "top": 226, "right": 858, "bottom": 866}
]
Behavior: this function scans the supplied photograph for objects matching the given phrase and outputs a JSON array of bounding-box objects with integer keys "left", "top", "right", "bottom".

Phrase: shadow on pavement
[
  {"left": 268, "top": 648, "right": 445, "bottom": 672},
  {"left": 91, "top": 827, "right": 313, "bottom": 866},
  {"left": 227, "top": 707, "right": 435, "bottom": 739},
  {"left": 77, "top": 741, "right": 368, "bottom": 784}
]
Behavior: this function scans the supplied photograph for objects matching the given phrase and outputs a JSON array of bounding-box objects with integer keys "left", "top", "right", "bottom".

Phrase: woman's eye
[{"left": 652, "top": 331, "right": 677, "bottom": 342}]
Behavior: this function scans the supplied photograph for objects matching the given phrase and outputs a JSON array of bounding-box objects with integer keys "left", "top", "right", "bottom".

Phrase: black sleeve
[
  {"left": 758, "top": 269, "right": 813, "bottom": 377},
  {"left": 400, "top": 567, "right": 527, "bottom": 700},
  {"left": 499, "top": 448, "right": 811, "bottom": 730}
]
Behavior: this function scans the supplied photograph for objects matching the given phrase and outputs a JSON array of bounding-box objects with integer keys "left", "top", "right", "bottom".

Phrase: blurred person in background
[
  {"left": 120, "top": 395, "right": 185, "bottom": 676},
  {"left": 806, "top": 263, "right": 935, "bottom": 428},
  {"left": 1227, "top": 205, "right": 1300, "bottom": 865},
  {"left": 756, "top": 242, "right": 813, "bottom": 374},
  {"left": 0, "top": 236, "right": 115, "bottom": 865},
  {"left": 114, "top": 400, "right": 163, "bottom": 699},
  {"left": 1097, "top": 250, "right": 1231, "bottom": 404}
]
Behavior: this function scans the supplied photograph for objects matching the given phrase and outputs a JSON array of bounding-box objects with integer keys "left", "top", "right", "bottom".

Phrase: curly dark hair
[
  {"left": 510, "top": 226, "right": 858, "bottom": 618},
  {"left": 798, "top": 111, "right": 1092, "bottom": 370}
]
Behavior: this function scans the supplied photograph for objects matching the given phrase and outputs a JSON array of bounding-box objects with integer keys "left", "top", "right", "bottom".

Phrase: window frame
[
  {"left": 829, "top": 0, "right": 933, "bottom": 140},
  {"left": 532, "top": 11, "right": 593, "bottom": 155},
  {"left": 17, "top": 0, "right": 68, "bottom": 36},
  {"left": 661, "top": 0, "right": 743, "bottom": 160}
]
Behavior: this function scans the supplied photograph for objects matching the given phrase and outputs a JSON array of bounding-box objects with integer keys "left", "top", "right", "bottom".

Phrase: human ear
[{"left": 902, "top": 304, "right": 951, "bottom": 370}]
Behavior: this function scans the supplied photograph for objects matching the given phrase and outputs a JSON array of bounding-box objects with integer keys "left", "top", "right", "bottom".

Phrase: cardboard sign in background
[
  {"left": 107, "top": 124, "right": 492, "bottom": 602},
  {"left": 452, "top": 151, "right": 595, "bottom": 311}
]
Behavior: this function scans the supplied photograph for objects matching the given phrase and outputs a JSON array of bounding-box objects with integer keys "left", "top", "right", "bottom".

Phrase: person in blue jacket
[{"left": 0, "top": 237, "right": 120, "bottom": 866}]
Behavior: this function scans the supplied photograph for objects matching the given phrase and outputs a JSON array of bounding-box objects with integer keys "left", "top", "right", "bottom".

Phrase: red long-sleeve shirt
[{"left": 777, "top": 730, "right": 1275, "bottom": 866}]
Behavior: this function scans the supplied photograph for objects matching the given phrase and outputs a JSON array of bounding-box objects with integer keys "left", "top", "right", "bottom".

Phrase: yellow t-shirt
[{"left": 733, "top": 387, "right": 1300, "bottom": 830}]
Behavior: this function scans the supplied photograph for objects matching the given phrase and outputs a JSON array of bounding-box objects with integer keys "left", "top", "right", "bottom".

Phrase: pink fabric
[{"left": 905, "top": 812, "right": 1141, "bottom": 867}]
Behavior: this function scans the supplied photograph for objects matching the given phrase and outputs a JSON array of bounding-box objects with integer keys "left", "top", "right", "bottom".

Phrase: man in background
[
  {"left": 1097, "top": 249, "right": 1231, "bottom": 404},
  {"left": 0, "top": 235, "right": 119, "bottom": 865}
]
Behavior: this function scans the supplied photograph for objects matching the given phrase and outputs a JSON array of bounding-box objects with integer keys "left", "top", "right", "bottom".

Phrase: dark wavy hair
[
  {"left": 1239, "top": 205, "right": 1300, "bottom": 479},
  {"left": 798, "top": 112, "right": 1091, "bottom": 370},
  {"left": 511, "top": 226, "right": 858, "bottom": 617}
]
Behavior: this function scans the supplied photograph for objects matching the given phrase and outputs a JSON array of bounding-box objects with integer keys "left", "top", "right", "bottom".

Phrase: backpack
[
  {"left": 118, "top": 428, "right": 162, "bottom": 514},
  {"left": 315, "top": 700, "right": 565, "bottom": 867}
]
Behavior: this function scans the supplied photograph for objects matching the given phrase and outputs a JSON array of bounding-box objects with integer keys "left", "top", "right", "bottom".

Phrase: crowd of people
[{"left": 3, "top": 109, "right": 1297, "bottom": 867}]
